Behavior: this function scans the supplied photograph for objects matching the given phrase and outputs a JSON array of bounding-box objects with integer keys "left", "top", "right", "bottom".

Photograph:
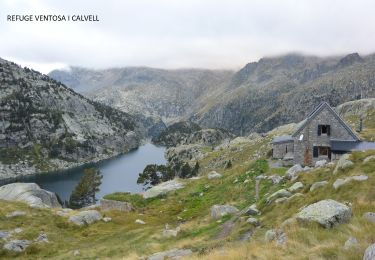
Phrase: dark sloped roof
[
  {"left": 292, "top": 102, "right": 360, "bottom": 141},
  {"left": 331, "top": 140, "right": 375, "bottom": 151},
  {"left": 272, "top": 135, "right": 293, "bottom": 144}
]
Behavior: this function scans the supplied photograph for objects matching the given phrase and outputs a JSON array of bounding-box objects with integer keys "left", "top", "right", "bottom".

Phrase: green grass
[
  {"left": 103, "top": 192, "right": 149, "bottom": 208},
  {"left": 1, "top": 133, "right": 375, "bottom": 259}
]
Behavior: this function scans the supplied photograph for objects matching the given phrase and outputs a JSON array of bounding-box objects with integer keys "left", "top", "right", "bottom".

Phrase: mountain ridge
[{"left": 0, "top": 58, "right": 143, "bottom": 180}]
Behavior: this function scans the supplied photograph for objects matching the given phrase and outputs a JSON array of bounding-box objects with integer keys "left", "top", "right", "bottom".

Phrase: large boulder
[
  {"left": 333, "top": 154, "right": 354, "bottom": 174},
  {"left": 210, "top": 205, "right": 239, "bottom": 219},
  {"left": 3, "top": 240, "right": 31, "bottom": 252},
  {"left": 296, "top": 199, "right": 352, "bottom": 228},
  {"left": 0, "top": 183, "right": 61, "bottom": 208},
  {"left": 69, "top": 210, "right": 102, "bottom": 226},
  {"left": 364, "top": 243, "right": 375, "bottom": 260},
  {"left": 143, "top": 180, "right": 184, "bottom": 199},
  {"left": 285, "top": 164, "right": 303, "bottom": 180}
]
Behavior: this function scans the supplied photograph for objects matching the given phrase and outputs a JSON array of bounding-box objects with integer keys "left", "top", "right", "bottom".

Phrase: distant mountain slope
[
  {"left": 337, "top": 98, "right": 375, "bottom": 141},
  {"left": 0, "top": 58, "right": 141, "bottom": 180},
  {"left": 193, "top": 53, "right": 375, "bottom": 134},
  {"left": 49, "top": 67, "right": 234, "bottom": 122},
  {"left": 49, "top": 53, "right": 375, "bottom": 136}
]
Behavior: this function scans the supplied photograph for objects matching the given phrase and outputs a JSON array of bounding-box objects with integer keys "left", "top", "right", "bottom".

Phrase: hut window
[{"left": 318, "top": 125, "right": 331, "bottom": 136}]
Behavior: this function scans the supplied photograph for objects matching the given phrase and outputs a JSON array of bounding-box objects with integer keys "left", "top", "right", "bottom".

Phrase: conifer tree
[{"left": 69, "top": 168, "right": 102, "bottom": 209}]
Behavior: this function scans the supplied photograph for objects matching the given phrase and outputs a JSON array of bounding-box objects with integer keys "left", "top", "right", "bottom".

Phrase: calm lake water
[{"left": 18, "top": 143, "right": 166, "bottom": 202}]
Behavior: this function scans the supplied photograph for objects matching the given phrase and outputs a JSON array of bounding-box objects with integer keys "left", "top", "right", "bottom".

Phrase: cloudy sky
[{"left": 1, "top": 0, "right": 375, "bottom": 73}]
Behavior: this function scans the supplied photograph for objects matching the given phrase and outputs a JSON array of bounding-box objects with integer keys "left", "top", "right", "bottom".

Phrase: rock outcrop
[
  {"left": 0, "top": 183, "right": 61, "bottom": 208},
  {"left": 0, "top": 57, "right": 140, "bottom": 180},
  {"left": 296, "top": 199, "right": 352, "bottom": 228},
  {"left": 69, "top": 210, "right": 102, "bottom": 226},
  {"left": 210, "top": 205, "right": 239, "bottom": 219},
  {"left": 143, "top": 179, "right": 184, "bottom": 199}
]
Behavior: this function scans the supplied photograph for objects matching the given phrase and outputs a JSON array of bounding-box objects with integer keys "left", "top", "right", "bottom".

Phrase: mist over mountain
[
  {"left": 49, "top": 67, "right": 234, "bottom": 123},
  {"left": 49, "top": 53, "right": 375, "bottom": 134}
]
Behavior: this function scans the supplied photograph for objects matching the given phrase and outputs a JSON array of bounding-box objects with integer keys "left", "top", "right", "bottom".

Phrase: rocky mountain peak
[{"left": 338, "top": 53, "right": 364, "bottom": 67}]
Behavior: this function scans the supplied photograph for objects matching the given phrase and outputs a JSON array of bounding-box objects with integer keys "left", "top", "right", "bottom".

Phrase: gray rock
[
  {"left": 267, "top": 175, "right": 283, "bottom": 185},
  {"left": 244, "top": 204, "right": 260, "bottom": 216},
  {"left": 69, "top": 210, "right": 102, "bottom": 226},
  {"left": 275, "top": 197, "right": 288, "bottom": 204},
  {"left": 147, "top": 248, "right": 193, "bottom": 260},
  {"left": 210, "top": 205, "right": 239, "bottom": 219},
  {"left": 100, "top": 199, "right": 133, "bottom": 212},
  {"left": 135, "top": 219, "right": 146, "bottom": 225},
  {"left": 363, "top": 155, "right": 375, "bottom": 164},
  {"left": 315, "top": 160, "right": 327, "bottom": 168},
  {"left": 363, "top": 212, "right": 375, "bottom": 223},
  {"left": 364, "top": 243, "right": 375, "bottom": 260},
  {"left": 207, "top": 171, "right": 222, "bottom": 180},
  {"left": 265, "top": 229, "right": 277, "bottom": 242},
  {"left": 6, "top": 211, "right": 26, "bottom": 218},
  {"left": 333, "top": 179, "right": 346, "bottom": 189},
  {"left": 281, "top": 217, "right": 297, "bottom": 228},
  {"left": 246, "top": 217, "right": 260, "bottom": 226},
  {"left": 3, "top": 240, "right": 31, "bottom": 252},
  {"left": 296, "top": 199, "right": 352, "bottom": 228},
  {"left": 333, "top": 175, "right": 368, "bottom": 189},
  {"left": 344, "top": 237, "right": 358, "bottom": 250},
  {"left": 0, "top": 230, "right": 11, "bottom": 240},
  {"left": 267, "top": 189, "right": 292, "bottom": 203},
  {"left": 288, "top": 182, "right": 304, "bottom": 192},
  {"left": 333, "top": 154, "right": 354, "bottom": 174},
  {"left": 285, "top": 164, "right": 303, "bottom": 180},
  {"left": 163, "top": 225, "right": 180, "bottom": 237},
  {"left": 103, "top": 217, "right": 112, "bottom": 223},
  {"left": 143, "top": 180, "right": 184, "bottom": 199},
  {"left": 14, "top": 228, "right": 23, "bottom": 233},
  {"left": 0, "top": 183, "right": 61, "bottom": 208},
  {"left": 34, "top": 232, "right": 48, "bottom": 243},
  {"left": 310, "top": 181, "right": 328, "bottom": 191},
  {"left": 265, "top": 229, "right": 286, "bottom": 246}
]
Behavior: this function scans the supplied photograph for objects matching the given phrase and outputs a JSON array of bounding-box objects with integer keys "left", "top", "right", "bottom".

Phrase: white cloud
[{"left": 1, "top": 0, "right": 375, "bottom": 73}]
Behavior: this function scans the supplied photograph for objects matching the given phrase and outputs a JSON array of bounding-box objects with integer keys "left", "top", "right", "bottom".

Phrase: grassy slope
[{"left": 0, "top": 129, "right": 375, "bottom": 259}]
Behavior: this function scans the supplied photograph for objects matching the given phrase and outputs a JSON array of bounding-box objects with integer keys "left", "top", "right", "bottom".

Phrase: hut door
[
  {"left": 328, "top": 147, "right": 331, "bottom": 161},
  {"left": 304, "top": 148, "right": 312, "bottom": 166}
]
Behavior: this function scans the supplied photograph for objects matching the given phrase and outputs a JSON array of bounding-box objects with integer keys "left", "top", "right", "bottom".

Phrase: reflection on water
[{"left": 14, "top": 143, "right": 166, "bottom": 202}]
